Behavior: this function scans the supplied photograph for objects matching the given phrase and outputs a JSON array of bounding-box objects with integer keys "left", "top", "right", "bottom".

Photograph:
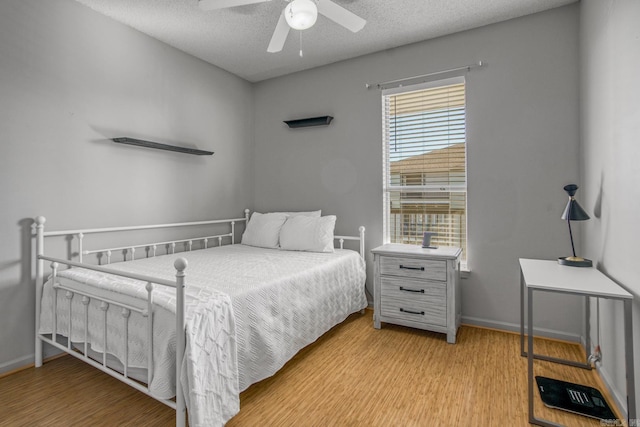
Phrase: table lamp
[{"left": 558, "top": 184, "right": 592, "bottom": 267}]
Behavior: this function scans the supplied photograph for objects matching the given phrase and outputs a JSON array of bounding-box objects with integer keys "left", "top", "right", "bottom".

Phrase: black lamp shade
[{"left": 561, "top": 199, "right": 590, "bottom": 221}]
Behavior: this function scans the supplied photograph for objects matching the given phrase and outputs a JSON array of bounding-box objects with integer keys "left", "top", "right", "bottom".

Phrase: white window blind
[{"left": 382, "top": 76, "right": 467, "bottom": 262}]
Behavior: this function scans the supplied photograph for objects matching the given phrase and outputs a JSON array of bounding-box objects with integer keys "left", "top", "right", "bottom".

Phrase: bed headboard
[
  {"left": 35, "top": 212, "right": 248, "bottom": 265},
  {"left": 35, "top": 209, "right": 366, "bottom": 265}
]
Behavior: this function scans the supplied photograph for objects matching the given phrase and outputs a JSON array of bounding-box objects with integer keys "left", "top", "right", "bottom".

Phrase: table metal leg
[
  {"left": 624, "top": 299, "right": 636, "bottom": 425},
  {"left": 528, "top": 287, "right": 535, "bottom": 423},
  {"left": 521, "top": 268, "right": 526, "bottom": 356},
  {"left": 585, "top": 295, "right": 591, "bottom": 364}
]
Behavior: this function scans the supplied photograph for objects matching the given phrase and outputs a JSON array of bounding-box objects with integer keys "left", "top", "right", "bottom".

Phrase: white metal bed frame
[{"left": 33, "top": 209, "right": 365, "bottom": 426}]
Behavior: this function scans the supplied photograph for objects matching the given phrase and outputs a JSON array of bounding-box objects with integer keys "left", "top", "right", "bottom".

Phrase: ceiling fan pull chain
[{"left": 299, "top": 31, "right": 304, "bottom": 57}]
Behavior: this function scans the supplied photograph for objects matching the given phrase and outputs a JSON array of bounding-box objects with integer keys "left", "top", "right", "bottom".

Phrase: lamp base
[{"left": 558, "top": 257, "right": 592, "bottom": 267}]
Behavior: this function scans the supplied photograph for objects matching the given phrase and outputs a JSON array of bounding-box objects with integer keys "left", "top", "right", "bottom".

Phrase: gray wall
[
  {"left": 253, "top": 5, "right": 583, "bottom": 338},
  {"left": 0, "top": 0, "right": 601, "bottom": 391},
  {"left": 0, "top": 0, "right": 254, "bottom": 372},
  {"left": 580, "top": 0, "right": 640, "bottom": 415}
]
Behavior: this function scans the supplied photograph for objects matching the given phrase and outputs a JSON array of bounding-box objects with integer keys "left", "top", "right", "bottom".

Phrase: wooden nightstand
[{"left": 371, "top": 243, "right": 462, "bottom": 344}]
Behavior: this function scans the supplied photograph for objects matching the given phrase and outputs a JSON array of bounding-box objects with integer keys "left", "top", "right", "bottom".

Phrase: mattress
[{"left": 38, "top": 244, "right": 367, "bottom": 425}]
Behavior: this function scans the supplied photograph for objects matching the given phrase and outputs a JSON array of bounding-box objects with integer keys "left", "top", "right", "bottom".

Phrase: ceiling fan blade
[
  {"left": 267, "top": 11, "right": 290, "bottom": 53},
  {"left": 317, "top": 0, "right": 366, "bottom": 33},
  {"left": 198, "top": 0, "right": 271, "bottom": 11}
]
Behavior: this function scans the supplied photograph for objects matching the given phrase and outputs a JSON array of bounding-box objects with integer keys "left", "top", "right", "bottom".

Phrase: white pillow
[
  {"left": 271, "top": 210, "right": 321, "bottom": 218},
  {"left": 241, "top": 212, "right": 288, "bottom": 249},
  {"left": 279, "top": 215, "right": 336, "bottom": 253}
]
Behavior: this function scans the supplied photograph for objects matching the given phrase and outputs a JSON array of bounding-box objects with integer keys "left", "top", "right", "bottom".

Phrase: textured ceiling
[{"left": 74, "top": 0, "right": 575, "bottom": 82}]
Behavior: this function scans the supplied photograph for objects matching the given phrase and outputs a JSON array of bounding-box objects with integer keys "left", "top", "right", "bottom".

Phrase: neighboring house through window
[{"left": 382, "top": 76, "right": 468, "bottom": 264}]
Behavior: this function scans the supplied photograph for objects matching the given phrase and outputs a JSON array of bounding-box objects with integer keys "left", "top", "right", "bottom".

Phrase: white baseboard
[
  {"left": 0, "top": 342, "right": 62, "bottom": 376},
  {"left": 461, "top": 315, "right": 583, "bottom": 343},
  {"left": 0, "top": 353, "right": 34, "bottom": 375}
]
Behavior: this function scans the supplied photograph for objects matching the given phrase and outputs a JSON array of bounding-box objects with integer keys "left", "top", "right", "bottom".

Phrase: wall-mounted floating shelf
[
  {"left": 283, "top": 116, "right": 334, "bottom": 128},
  {"left": 112, "top": 137, "right": 214, "bottom": 156}
]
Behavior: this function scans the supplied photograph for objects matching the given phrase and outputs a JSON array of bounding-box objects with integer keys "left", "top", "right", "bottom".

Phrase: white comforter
[{"left": 39, "top": 244, "right": 367, "bottom": 426}]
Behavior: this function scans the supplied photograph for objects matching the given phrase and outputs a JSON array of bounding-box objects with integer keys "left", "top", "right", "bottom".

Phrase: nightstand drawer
[
  {"left": 379, "top": 256, "right": 447, "bottom": 281},
  {"left": 380, "top": 296, "right": 446, "bottom": 326},
  {"left": 380, "top": 277, "right": 446, "bottom": 303}
]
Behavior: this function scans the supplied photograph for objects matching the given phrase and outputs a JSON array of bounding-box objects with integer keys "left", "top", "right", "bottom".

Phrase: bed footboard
[
  {"left": 35, "top": 254, "right": 188, "bottom": 426},
  {"left": 33, "top": 213, "right": 247, "bottom": 427}
]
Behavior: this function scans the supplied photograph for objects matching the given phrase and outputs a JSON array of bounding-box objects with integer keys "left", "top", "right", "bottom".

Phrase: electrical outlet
[{"left": 588, "top": 345, "right": 602, "bottom": 365}]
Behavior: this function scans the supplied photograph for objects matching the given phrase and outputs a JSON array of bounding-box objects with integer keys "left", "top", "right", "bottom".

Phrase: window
[{"left": 382, "top": 76, "right": 467, "bottom": 263}]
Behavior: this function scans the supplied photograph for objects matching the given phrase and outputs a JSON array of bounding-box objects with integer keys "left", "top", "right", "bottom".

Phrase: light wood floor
[{"left": 0, "top": 310, "right": 622, "bottom": 426}]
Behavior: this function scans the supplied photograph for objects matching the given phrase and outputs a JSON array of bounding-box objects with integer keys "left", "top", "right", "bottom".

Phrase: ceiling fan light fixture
[{"left": 285, "top": 0, "right": 318, "bottom": 30}]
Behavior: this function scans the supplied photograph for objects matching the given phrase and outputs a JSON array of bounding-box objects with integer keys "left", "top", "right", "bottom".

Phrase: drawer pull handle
[
  {"left": 399, "top": 287, "right": 424, "bottom": 293},
  {"left": 400, "top": 308, "right": 425, "bottom": 316},
  {"left": 399, "top": 265, "right": 425, "bottom": 271}
]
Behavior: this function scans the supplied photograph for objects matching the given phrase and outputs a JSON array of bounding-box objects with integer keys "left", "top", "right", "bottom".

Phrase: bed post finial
[
  {"left": 174, "top": 257, "right": 188, "bottom": 273},
  {"left": 358, "top": 226, "right": 365, "bottom": 260},
  {"left": 244, "top": 209, "right": 250, "bottom": 222}
]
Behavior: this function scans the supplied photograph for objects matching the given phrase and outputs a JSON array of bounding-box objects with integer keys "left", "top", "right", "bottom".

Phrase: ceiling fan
[{"left": 198, "top": 0, "right": 366, "bottom": 53}]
